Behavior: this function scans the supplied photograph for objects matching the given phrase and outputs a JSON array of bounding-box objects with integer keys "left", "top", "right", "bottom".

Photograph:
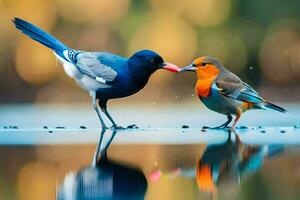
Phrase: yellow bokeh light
[
  {"left": 2, "top": 0, "right": 56, "bottom": 43},
  {"left": 16, "top": 39, "right": 59, "bottom": 85},
  {"left": 9, "top": 0, "right": 56, "bottom": 31},
  {"left": 150, "top": 0, "right": 231, "bottom": 27},
  {"left": 17, "top": 161, "right": 57, "bottom": 200},
  {"left": 76, "top": 26, "right": 111, "bottom": 51},
  {"left": 53, "top": 0, "right": 130, "bottom": 24},
  {"left": 129, "top": 13, "right": 197, "bottom": 66},
  {"left": 260, "top": 28, "right": 300, "bottom": 84},
  {"left": 182, "top": 0, "right": 231, "bottom": 27},
  {"left": 150, "top": 0, "right": 185, "bottom": 15}
]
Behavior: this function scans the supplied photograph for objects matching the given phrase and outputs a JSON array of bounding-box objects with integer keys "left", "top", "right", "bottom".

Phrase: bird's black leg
[
  {"left": 102, "top": 108, "right": 125, "bottom": 129},
  {"left": 205, "top": 115, "right": 233, "bottom": 129},
  {"left": 100, "top": 130, "right": 118, "bottom": 159},
  {"left": 92, "top": 128, "right": 106, "bottom": 166},
  {"left": 91, "top": 92, "right": 108, "bottom": 130},
  {"left": 92, "top": 130, "right": 118, "bottom": 166},
  {"left": 216, "top": 115, "right": 233, "bottom": 129}
]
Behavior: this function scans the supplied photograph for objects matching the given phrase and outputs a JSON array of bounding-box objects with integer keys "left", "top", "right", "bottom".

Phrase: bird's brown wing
[{"left": 215, "top": 72, "right": 264, "bottom": 103}]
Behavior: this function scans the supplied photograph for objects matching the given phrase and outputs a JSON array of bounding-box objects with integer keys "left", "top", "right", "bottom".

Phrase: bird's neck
[
  {"left": 196, "top": 65, "right": 220, "bottom": 79},
  {"left": 128, "top": 62, "right": 154, "bottom": 89}
]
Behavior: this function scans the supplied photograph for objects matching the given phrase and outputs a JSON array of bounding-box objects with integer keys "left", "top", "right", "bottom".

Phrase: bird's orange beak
[{"left": 161, "top": 62, "right": 181, "bottom": 73}]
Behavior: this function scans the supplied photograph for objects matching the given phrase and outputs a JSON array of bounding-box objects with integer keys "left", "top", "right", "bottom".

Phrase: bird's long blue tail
[
  {"left": 13, "top": 18, "right": 68, "bottom": 57},
  {"left": 264, "top": 101, "right": 287, "bottom": 113}
]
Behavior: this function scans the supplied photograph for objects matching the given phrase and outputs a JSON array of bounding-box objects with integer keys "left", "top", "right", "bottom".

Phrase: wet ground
[{"left": 0, "top": 104, "right": 300, "bottom": 200}]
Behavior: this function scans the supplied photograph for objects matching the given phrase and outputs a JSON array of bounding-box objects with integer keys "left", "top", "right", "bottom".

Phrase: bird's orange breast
[
  {"left": 195, "top": 65, "right": 220, "bottom": 98},
  {"left": 196, "top": 77, "right": 217, "bottom": 97}
]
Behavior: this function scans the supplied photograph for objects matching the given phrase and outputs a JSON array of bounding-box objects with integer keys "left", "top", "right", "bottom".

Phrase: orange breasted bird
[{"left": 180, "top": 56, "right": 286, "bottom": 128}]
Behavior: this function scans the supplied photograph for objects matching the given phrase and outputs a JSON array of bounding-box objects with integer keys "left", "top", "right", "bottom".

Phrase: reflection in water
[
  {"left": 196, "top": 131, "right": 283, "bottom": 196},
  {"left": 150, "top": 130, "right": 284, "bottom": 199},
  {"left": 58, "top": 130, "right": 148, "bottom": 200}
]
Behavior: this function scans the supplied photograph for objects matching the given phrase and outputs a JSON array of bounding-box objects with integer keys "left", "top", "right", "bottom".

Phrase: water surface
[{"left": 1, "top": 104, "right": 300, "bottom": 200}]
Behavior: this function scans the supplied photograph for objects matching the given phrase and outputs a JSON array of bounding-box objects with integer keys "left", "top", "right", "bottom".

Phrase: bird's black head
[
  {"left": 128, "top": 50, "right": 179, "bottom": 88},
  {"left": 129, "top": 50, "right": 180, "bottom": 74}
]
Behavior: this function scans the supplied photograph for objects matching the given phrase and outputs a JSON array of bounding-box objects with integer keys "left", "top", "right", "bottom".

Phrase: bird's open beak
[
  {"left": 179, "top": 64, "right": 197, "bottom": 73},
  {"left": 161, "top": 62, "right": 181, "bottom": 73}
]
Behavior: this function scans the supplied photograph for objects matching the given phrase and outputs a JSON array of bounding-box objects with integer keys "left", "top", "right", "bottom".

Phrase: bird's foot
[
  {"left": 127, "top": 124, "right": 139, "bottom": 129},
  {"left": 203, "top": 125, "right": 230, "bottom": 130},
  {"left": 111, "top": 124, "right": 138, "bottom": 130}
]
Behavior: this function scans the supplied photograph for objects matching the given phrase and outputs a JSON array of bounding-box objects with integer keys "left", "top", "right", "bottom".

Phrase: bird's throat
[
  {"left": 130, "top": 70, "right": 152, "bottom": 90},
  {"left": 196, "top": 65, "right": 220, "bottom": 79},
  {"left": 195, "top": 66, "right": 220, "bottom": 98},
  {"left": 195, "top": 76, "right": 218, "bottom": 97}
]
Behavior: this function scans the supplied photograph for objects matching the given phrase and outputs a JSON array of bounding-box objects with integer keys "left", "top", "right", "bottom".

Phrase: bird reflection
[
  {"left": 150, "top": 130, "right": 284, "bottom": 199},
  {"left": 58, "top": 130, "right": 148, "bottom": 200},
  {"left": 196, "top": 131, "right": 283, "bottom": 195}
]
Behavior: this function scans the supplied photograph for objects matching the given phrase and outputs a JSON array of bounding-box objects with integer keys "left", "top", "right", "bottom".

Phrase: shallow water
[{"left": 1, "top": 104, "right": 300, "bottom": 200}]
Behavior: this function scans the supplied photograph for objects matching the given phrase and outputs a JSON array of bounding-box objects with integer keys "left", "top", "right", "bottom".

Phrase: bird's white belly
[
  {"left": 64, "top": 63, "right": 110, "bottom": 91},
  {"left": 63, "top": 62, "right": 80, "bottom": 78},
  {"left": 76, "top": 75, "right": 110, "bottom": 91},
  {"left": 54, "top": 53, "right": 81, "bottom": 78}
]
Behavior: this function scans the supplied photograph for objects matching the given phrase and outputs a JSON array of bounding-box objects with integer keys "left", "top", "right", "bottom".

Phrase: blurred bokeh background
[{"left": 1, "top": 0, "right": 300, "bottom": 104}]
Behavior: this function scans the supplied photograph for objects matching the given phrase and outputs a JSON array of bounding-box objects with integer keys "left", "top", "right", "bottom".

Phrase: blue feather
[
  {"left": 236, "top": 88, "right": 264, "bottom": 104},
  {"left": 13, "top": 18, "right": 68, "bottom": 59}
]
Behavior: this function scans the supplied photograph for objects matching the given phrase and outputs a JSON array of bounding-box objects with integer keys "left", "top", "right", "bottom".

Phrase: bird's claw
[
  {"left": 111, "top": 124, "right": 138, "bottom": 130},
  {"left": 127, "top": 124, "right": 139, "bottom": 129},
  {"left": 203, "top": 126, "right": 230, "bottom": 130}
]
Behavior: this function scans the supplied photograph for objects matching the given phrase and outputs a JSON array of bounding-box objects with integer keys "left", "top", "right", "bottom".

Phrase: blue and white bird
[{"left": 13, "top": 18, "right": 180, "bottom": 129}]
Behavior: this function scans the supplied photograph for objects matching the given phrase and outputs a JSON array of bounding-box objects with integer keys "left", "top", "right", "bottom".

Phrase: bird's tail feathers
[
  {"left": 264, "top": 101, "right": 287, "bottom": 113},
  {"left": 13, "top": 18, "right": 68, "bottom": 59}
]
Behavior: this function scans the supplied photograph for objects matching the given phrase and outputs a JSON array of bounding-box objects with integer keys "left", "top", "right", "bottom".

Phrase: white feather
[
  {"left": 96, "top": 77, "right": 106, "bottom": 83},
  {"left": 63, "top": 50, "right": 72, "bottom": 62},
  {"left": 53, "top": 52, "right": 79, "bottom": 78}
]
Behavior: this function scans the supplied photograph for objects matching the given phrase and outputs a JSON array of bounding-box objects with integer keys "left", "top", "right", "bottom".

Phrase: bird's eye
[
  {"left": 201, "top": 62, "right": 207, "bottom": 66},
  {"left": 150, "top": 59, "right": 155, "bottom": 63}
]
